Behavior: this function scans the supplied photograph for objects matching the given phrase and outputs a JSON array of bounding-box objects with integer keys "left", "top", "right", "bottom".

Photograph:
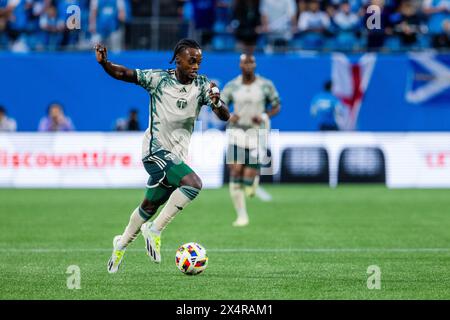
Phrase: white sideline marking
[{"left": 0, "top": 248, "right": 449, "bottom": 253}]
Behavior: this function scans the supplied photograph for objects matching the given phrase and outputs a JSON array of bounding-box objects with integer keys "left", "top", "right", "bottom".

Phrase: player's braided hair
[{"left": 169, "top": 39, "right": 201, "bottom": 64}]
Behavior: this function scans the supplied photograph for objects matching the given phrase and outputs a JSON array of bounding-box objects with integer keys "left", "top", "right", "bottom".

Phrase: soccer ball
[{"left": 175, "top": 242, "right": 208, "bottom": 275}]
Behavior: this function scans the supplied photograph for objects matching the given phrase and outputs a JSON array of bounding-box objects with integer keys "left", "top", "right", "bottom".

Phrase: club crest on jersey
[{"left": 177, "top": 98, "right": 188, "bottom": 109}]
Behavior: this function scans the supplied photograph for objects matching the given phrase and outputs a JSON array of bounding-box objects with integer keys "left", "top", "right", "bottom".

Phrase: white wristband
[
  {"left": 210, "top": 87, "right": 222, "bottom": 108},
  {"left": 211, "top": 87, "right": 220, "bottom": 95}
]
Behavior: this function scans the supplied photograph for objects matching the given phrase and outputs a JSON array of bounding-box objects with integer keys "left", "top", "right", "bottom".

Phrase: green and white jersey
[
  {"left": 222, "top": 75, "right": 280, "bottom": 149},
  {"left": 136, "top": 69, "right": 213, "bottom": 162}
]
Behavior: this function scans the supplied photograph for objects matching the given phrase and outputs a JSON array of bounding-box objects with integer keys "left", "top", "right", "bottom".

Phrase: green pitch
[{"left": 0, "top": 185, "right": 449, "bottom": 300}]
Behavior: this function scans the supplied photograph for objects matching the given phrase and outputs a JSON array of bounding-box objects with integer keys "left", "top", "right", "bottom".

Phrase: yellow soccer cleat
[
  {"left": 107, "top": 235, "right": 126, "bottom": 273},
  {"left": 141, "top": 222, "right": 161, "bottom": 263}
]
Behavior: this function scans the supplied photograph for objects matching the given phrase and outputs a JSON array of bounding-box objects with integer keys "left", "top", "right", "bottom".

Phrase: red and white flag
[{"left": 332, "top": 53, "right": 377, "bottom": 130}]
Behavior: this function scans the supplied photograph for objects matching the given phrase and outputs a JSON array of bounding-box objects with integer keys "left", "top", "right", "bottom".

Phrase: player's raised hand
[
  {"left": 95, "top": 44, "right": 108, "bottom": 64},
  {"left": 209, "top": 82, "right": 230, "bottom": 120},
  {"left": 208, "top": 82, "right": 220, "bottom": 105}
]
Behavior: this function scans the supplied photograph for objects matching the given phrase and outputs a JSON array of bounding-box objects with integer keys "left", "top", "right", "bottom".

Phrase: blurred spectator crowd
[
  {"left": 0, "top": 0, "right": 449, "bottom": 52},
  {"left": 182, "top": 0, "right": 450, "bottom": 52},
  {"left": 0, "top": 0, "right": 131, "bottom": 52}
]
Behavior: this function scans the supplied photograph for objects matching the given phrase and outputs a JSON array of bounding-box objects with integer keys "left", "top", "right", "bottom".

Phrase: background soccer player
[
  {"left": 95, "top": 39, "right": 230, "bottom": 273},
  {"left": 222, "top": 54, "right": 281, "bottom": 227}
]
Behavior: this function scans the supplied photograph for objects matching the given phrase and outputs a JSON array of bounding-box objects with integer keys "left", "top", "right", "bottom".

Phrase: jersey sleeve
[
  {"left": 263, "top": 79, "right": 281, "bottom": 109},
  {"left": 135, "top": 69, "right": 161, "bottom": 92}
]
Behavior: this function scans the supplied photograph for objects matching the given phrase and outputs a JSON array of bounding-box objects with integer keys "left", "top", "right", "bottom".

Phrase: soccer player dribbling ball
[
  {"left": 95, "top": 39, "right": 230, "bottom": 273},
  {"left": 222, "top": 54, "right": 281, "bottom": 227}
]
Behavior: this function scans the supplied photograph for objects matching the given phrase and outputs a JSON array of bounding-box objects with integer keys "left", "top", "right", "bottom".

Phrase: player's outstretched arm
[{"left": 95, "top": 44, "right": 137, "bottom": 84}]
